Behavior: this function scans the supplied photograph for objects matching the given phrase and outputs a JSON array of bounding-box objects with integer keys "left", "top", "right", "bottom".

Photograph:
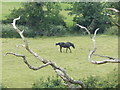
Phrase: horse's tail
[{"left": 67, "top": 42, "right": 75, "bottom": 49}]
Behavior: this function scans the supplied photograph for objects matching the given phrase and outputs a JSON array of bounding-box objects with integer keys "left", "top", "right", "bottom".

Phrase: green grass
[{"left": 2, "top": 35, "right": 118, "bottom": 88}]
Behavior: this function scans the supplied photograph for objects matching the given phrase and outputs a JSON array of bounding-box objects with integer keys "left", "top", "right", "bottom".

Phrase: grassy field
[{"left": 2, "top": 35, "right": 118, "bottom": 88}]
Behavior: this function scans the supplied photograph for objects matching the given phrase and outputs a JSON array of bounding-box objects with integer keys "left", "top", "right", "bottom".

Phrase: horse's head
[
  {"left": 56, "top": 43, "right": 60, "bottom": 46},
  {"left": 56, "top": 42, "right": 65, "bottom": 46},
  {"left": 72, "top": 45, "right": 75, "bottom": 49}
]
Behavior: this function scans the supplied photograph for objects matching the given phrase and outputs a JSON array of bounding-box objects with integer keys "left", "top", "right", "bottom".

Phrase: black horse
[{"left": 56, "top": 42, "right": 75, "bottom": 53}]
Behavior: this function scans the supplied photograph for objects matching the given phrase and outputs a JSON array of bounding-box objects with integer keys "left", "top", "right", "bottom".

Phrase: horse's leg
[
  {"left": 60, "top": 47, "right": 62, "bottom": 53},
  {"left": 66, "top": 48, "right": 68, "bottom": 53},
  {"left": 69, "top": 47, "right": 72, "bottom": 53}
]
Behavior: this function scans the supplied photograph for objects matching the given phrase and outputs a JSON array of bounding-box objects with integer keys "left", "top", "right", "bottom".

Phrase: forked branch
[
  {"left": 6, "top": 52, "right": 52, "bottom": 70},
  {"left": 76, "top": 24, "right": 120, "bottom": 64},
  {"left": 6, "top": 17, "right": 85, "bottom": 88}
]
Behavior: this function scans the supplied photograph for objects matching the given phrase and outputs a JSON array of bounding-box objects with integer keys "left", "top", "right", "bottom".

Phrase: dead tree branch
[
  {"left": 106, "top": 8, "right": 120, "bottom": 28},
  {"left": 76, "top": 24, "right": 120, "bottom": 64},
  {"left": 5, "top": 52, "right": 52, "bottom": 70},
  {"left": 6, "top": 17, "right": 85, "bottom": 88},
  {"left": 106, "top": 8, "right": 120, "bottom": 13}
]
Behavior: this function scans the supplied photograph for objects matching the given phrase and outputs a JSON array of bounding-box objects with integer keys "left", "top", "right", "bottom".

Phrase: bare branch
[
  {"left": 76, "top": 24, "right": 92, "bottom": 39},
  {"left": 93, "top": 54, "right": 119, "bottom": 60},
  {"left": 6, "top": 52, "right": 52, "bottom": 70},
  {"left": 106, "top": 8, "right": 120, "bottom": 13},
  {"left": 92, "top": 28, "right": 99, "bottom": 40},
  {"left": 106, "top": 8, "right": 120, "bottom": 28},
  {"left": 11, "top": 16, "right": 20, "bottom": 29},
  {"left": 76, "top": 24, "right": 120, "bottom": 64},
  {"left": 6, "top": 17, "right": 85, "bottom": 88}
]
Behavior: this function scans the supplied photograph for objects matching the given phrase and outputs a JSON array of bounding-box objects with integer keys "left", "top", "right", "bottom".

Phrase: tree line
[{"left": 2, "top": 2, "right": 119, "bottom": 37}]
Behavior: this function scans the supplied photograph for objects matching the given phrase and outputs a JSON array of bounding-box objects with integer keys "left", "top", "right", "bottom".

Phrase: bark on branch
[
  {"left": 6, "top": 17, "right": 85, "bottom": 88},
  {"left": 76, "top": 24, "right": 120, "bottom": 64}
]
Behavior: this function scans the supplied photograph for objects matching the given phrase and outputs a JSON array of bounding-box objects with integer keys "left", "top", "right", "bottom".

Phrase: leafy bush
[
  {"left": 2, "top": 24, "right": 35, "bottom": 38},
  {"left": 2, "top": 2, "right": 66, "bottom": 36},
  {"left": 82, "top": 68, "right": 119, "bottom": 88},
  {"left": 46, "top": 25, "right": 67, "bottom": 36},
  {"left": 1, "top": 24, "right": 67, "bottom": 38},
  {"left": 33, "top": 68, "right": 118, "bottom": 89},
  {"left": 105, "top": 26, "right": 118, "bottom": 35},
  {"left": 71, "top": 2, "right": 112, "bottom": 34},
  {"left": 1, "top": 24, "right": 19, "bottom": 38},
  {"left": 32, "top": 76, "right": 66, "bottom": 89}
]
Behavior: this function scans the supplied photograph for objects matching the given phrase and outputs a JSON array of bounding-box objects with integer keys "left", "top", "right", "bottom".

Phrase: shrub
[
  {"left": 82, "top": 68, "right": 119, "bottom": 88},
  {"left": 1, "top": 24, "right": 19, "bottom": 38},
  {"left": 33, "top": 68, "right": 118, "bottom": 89},
  {"left": 46, "top": 25, "right": 67, "bottom": 36},
  {"left": 1, "top": 24, "right": 67, "bottom": 38},
  {"left": 82, "top": 75, "right": 99, "bottom": 88},
  {"left": 1, "top": 24, "right": 35, "bottom": 38},
  {"left": 32, "top": 76, "right": 66, "bottom": 89},
  {"left": 105, "top": 26, "right": 118, "bottom": 35},
  {"left": 2, "top": 2, "right": 66, "bottom": 36}
]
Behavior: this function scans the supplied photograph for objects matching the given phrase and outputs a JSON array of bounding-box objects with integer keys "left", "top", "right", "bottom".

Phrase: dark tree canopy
[{"left": 70, "top": 2, "right": 118, "bottom": 34}]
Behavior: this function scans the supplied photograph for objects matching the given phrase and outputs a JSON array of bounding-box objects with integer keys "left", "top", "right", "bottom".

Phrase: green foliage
[
  {"left": 32, "top": 76, "right": 66, "bottom": 88},
  {"left": 70, "top": 2, "right": 113, "bottom": 34},
  {"left": 1, "top": 24, "right": 67, "bottom": 38},
  {"left": 32, "top": 68, "right": 118, "bottom": 88},
  {"left": 2, "top": 2, "right": 66, "bottom": 37},
  {"left": 82, "top": 68, "right": 119, "bottom": 88},
  {"left": 1, "top": 24, "right": 35, "bottom": 38},
  {"left": 46, "top": 25, "right": 67, "bottom": 36},
  {"left": 60, "top": 2, "right": 73, "bottom": 10},
  {"left": 107, "top": 2, "right": 120, "bottom": 10},
  {"left": 1, "top": 24, "right": 20, "bottom": 38},
  {"left": 83, "top": 75, "right": 99, "bottom": 88},
  {"left": 2, "top": 2, "right": 119, "bottom": 37},
  {"left": 105, "top": 26, "right": 118, "bottom": 35}
]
